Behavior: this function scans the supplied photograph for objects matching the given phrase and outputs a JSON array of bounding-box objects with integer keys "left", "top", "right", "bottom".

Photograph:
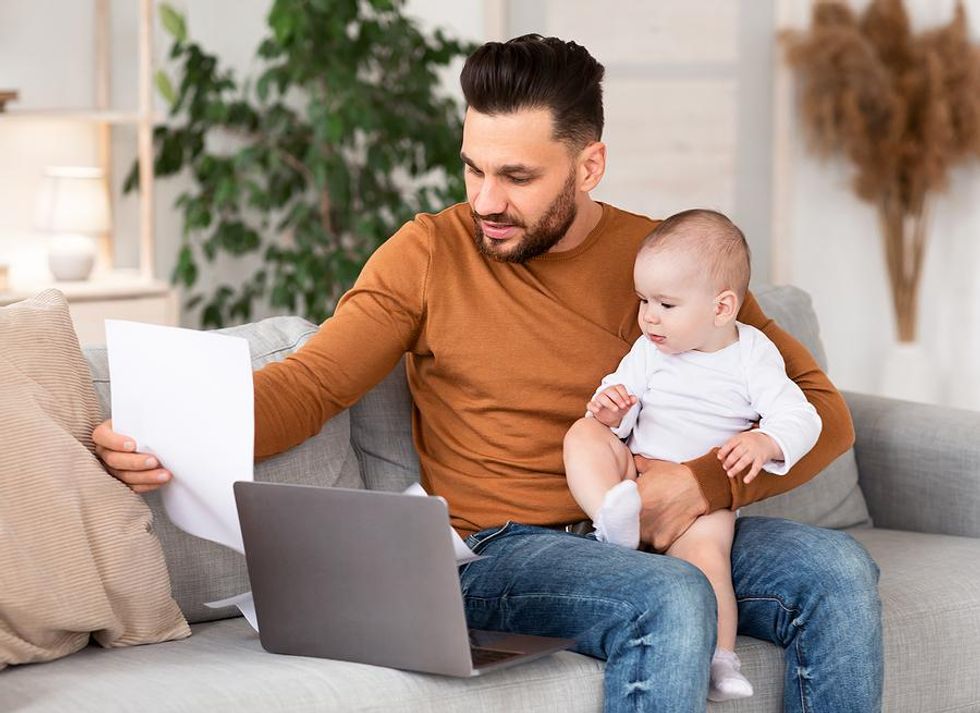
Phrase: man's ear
[
  {"left": 578, "top": 141, "right": 606, "bottom": 193},
  {"left": 714, "top": 290, "right": 739, "bottom": 326}
]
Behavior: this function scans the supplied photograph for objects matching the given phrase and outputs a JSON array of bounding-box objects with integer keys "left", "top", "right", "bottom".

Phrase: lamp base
[{"left": 48, "top": 234, "right": 96, "bottom": 281}]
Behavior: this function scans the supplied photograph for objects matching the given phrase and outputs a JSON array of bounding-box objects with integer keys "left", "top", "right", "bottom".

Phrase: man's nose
[{"left": 472, "top": 178, "right": 506, "bottom": 218}]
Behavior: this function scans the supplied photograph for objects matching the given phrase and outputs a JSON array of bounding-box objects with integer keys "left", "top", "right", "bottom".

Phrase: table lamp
[{"left": 36, "top": 166, "right": 111, "bottom": 282}]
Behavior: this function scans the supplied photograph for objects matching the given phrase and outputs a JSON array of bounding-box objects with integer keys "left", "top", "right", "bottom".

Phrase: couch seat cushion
[
  {"left": 0, "top": 617, "right": 603, "bottom": 713},
  {"left": 849, "top": 528, "right": 980, "bottom": 713},
  {"left": 4, "top": 527, "right": 977, "bottom": 712}
]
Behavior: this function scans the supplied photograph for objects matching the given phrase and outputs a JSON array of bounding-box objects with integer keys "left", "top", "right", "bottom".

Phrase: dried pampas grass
[{"left": 783, "top": 0, "right": 980, "bottom": 341}]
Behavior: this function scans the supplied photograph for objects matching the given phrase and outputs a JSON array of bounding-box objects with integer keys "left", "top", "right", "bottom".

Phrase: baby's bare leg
[
  {"left": 668, "top": 509, "right": 753, "bottom": 701},
  {"left": 667, "top": 509, "right": 738, "bottom": 649},
  {"left": 563, "top": 418, "right": 640, "bottom": 548},
  {"left": 563, "top": 417, "right": 636, "bottom": 519}
]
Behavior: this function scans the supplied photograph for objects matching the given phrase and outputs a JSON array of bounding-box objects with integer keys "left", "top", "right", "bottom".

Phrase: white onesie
[{"left": 589, "top": 322, "right": 821, "bottom": 475}]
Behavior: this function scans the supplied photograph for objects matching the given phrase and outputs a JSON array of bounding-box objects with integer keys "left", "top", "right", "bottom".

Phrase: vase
[{"left": 879, "top": 341, "right": 941, "bottom": 404}]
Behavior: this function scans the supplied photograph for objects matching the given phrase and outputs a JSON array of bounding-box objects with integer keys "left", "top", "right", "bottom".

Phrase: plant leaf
[
  {"left": 154, "top": 70, "right": 177, "bottom": 106},
  {"left": 159, "top": 4, "right": 187, "bottom": 43}
]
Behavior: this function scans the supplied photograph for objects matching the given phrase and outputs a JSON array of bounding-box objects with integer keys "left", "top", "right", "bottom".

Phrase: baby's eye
[
  {"left": 661, "top": 302, "right": 675, "bottom": 309},
  {"left": 638, "top": 298, "right": 648, "bottom": 304}
]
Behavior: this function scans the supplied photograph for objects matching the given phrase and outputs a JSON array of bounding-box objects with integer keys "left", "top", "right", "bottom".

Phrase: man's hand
[
  {"left": 717, "top": 431, "right": 782, "bottom": 484},
  {"left": 92, "top": 419, "right": 171, "bottom": 493},
  {"left": 586, "top": 384, "right": 637, "bottom": 428},
  {"left": 634, "top": 456, "right": 708, "bottom": 552}
]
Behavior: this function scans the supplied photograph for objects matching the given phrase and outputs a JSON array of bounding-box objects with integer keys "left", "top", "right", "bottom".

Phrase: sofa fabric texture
[{"left": 0, "top": 290, "right": 189, "bottom": 669}]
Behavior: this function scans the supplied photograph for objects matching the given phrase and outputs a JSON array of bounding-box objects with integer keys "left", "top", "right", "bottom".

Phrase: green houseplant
[{"left": 128, "top": 0, "right": 473, "bottom": 327}]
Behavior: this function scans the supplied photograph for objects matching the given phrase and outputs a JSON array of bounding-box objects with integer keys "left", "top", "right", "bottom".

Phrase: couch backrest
[
  {"left": 741, "top": 286, "right": 870, "bottom": 529},
  {"left": 84, "top": 284, "right": 870, "bottom": 624}
]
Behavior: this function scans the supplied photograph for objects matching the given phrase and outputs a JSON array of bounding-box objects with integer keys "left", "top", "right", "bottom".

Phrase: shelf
[
  {"left": 0, "top": 109, "right": 164, "bottom": 125},
  {"left": 0, "top": 270, "right": 172, "bottom": 305}
]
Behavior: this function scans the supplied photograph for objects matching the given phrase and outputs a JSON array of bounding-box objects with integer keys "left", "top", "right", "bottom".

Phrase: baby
[{"left": 563, "top": 209, "right": 821, "bottom": 702}]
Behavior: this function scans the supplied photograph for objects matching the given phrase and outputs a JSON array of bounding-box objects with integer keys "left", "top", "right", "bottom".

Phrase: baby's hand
[
  {"left": 587, "top": 384, "right": 637, "bottom": 428},
  {"left": 717, "top": 431, "right": 783, "bottom": 483}
]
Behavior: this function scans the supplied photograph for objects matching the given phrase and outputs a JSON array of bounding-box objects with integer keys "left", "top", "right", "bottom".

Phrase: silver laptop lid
[{"left": 234, "top": 482, "right": 475, "bottom": 676}]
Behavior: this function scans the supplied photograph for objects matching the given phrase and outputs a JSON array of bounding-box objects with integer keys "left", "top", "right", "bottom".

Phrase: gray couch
[{"left": 3, "top": 285, "right": 979, "bottom": 712}]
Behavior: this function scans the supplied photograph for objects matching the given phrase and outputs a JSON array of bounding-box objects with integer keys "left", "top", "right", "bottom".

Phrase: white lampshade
[
  {"left": 35, "top": 167, "right": 111, "bottom": 281},
  {"left": 36, "top": 166, "right": 111, "bottom": 234}
]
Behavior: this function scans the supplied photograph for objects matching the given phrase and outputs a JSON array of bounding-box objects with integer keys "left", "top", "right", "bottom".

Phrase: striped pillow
[{"left": 0, "top": 290, "right": 189, "bottom": 669}]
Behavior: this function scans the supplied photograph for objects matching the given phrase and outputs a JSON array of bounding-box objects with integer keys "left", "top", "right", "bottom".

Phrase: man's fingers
[
  {"left": 108, "top": 467, "right": 172, "bottom": 487},
  {"left": 92, "top": 420, "right": 136, "bottom": 452},
  {"left": 95, "top": 445, "right": 160, "bottom": 473}
]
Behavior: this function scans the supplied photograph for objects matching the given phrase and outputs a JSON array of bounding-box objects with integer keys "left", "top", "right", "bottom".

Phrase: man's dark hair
[{"left": 460, "top": 34, "right": 605, "bottom": 149}]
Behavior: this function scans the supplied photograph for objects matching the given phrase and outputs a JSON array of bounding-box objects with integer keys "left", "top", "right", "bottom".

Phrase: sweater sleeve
[
  {"left": 252, "top": 218, "right": 431, "bottom": 459},
  {"left": 744, "top": 329, "right": 823, "bottom": 476},
  {"left": 683, "top": 291, "right": 855, "bottom": 511}
]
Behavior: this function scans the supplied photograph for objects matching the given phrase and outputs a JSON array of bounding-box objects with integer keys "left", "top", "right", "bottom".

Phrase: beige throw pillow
[{"left": 0, "top": 290, "right": 190, "bottom": 669}]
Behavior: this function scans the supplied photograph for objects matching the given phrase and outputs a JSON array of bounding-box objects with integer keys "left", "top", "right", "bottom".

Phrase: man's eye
[
  {"left": 509, "top": 176, "right": 531, "bottom": 185},
  {"left": 466, "top": 165, "right": 484, "bottom": 178}
]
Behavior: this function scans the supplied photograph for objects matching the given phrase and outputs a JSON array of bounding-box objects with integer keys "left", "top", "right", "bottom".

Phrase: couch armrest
[{"left": 844, "top": 390, "right": 980, "bottom": 538}]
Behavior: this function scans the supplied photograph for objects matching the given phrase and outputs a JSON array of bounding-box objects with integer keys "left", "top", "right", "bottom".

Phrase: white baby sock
[
  {"left": 708, "top": 648, "right": 754, "bottom": 702},
  {"left": 594, "top": 480, "right": 641, "bottom": 549}
]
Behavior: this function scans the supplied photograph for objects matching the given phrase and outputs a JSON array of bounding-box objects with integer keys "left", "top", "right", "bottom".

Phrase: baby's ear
[{"left": 713, "top": 290, "right": 739, "bottom": 326}]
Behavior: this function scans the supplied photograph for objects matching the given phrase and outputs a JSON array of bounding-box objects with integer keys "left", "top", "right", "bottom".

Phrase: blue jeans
[{"left": 460, "top": 516, "right": 882, "bottom": 713}]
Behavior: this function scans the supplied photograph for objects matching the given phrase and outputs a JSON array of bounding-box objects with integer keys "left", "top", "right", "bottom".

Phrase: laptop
[{"left": 234, "top": 481, "right": 574, "bottom": 677}]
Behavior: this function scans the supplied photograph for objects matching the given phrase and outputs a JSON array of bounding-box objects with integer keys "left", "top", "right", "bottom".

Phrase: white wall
[
  {"left": 5, "top": 1, "right": 977, "bottom": 410},
  {"left": 506, "top": 0, "right": 777, "bottom": 284},
  {"left": 776, "top": 0, "right": 980, "bottom": 408}
]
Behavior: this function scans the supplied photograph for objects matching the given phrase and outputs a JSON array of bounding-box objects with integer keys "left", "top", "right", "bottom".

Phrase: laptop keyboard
[{"left": 470, "top": 646, "right": 522, "bottom": 668}]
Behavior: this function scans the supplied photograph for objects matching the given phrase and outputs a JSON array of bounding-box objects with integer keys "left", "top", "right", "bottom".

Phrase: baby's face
[{"left": 633, "top": 249, "right": 721, "bottom": 355}]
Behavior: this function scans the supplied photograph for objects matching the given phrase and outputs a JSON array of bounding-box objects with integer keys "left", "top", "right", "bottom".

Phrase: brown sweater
[{"left": 254, "top": 203, "right": 854, "bottom": 537}]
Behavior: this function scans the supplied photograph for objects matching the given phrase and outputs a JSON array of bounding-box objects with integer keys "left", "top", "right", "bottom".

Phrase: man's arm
[
  {"left": 684, "top": 290, "right": 854, "bottom": 511},
  {"left": 94, "top": 216, "right": 433, "bottom": 483},
  {"left": 254, "top": 220, "right": 430, "bottom": 458}
]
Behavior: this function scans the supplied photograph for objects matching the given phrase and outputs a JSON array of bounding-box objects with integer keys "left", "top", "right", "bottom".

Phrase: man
[{"left": 94, "top": 35, "right": 882, "bottom": 712}]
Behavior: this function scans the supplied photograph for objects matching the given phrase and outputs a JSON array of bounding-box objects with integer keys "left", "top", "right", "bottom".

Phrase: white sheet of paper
[
  {"left": 204, "top": 592, "right": 258, "bottom": 631},
  {"left": 105, "top": 320, "right": 254, "bottom": 554}
]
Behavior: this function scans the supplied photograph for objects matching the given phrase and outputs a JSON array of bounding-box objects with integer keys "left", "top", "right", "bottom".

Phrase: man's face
[{"left": 461, "top": 108, "right": 580, "bottom": 263}]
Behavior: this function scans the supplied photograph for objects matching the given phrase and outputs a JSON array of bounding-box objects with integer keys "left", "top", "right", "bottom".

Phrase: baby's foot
[
  {"left": 708, "top": 648, "right": 754, "bottom": 702},
  {"left": 594, "top": 480, "right": 641, "bottom": 549}
]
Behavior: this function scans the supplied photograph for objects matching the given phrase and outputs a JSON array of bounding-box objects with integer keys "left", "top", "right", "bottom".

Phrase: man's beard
[{"left": 470, "top": 170, "right": 579, "bottom": 264}]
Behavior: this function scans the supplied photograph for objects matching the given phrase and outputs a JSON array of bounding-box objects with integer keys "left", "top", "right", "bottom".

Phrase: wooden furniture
[
  {"left": 0, "top": 272, "right": 178, "bottom": 346},
  {"left": 0, "top": 90, "right": 18, "bottom": 112},
  {"left": 0, "top": 1, "right": 175, "bottom": 339},
  {"left": 0, "top": 0, "right": 156, "bottom": 278}
]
